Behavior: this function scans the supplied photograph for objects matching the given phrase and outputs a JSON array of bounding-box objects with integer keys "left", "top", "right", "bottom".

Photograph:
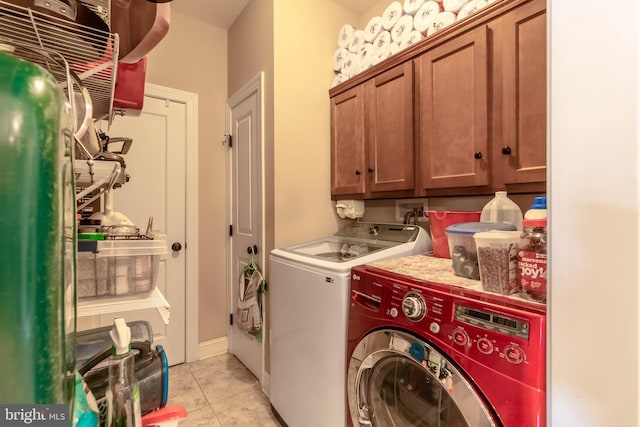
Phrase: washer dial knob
[
  {"left": 503, "top": 344, "right": 526, "bottom": 365},
  {"left": 452, "top": 328, "right": 470, "bottom": 346},
  {"left": 402, "top": 293, "right": 426, "bottom": 321},
  {"left": 477, "top": 338, "right": 494, "bottom": 355}
]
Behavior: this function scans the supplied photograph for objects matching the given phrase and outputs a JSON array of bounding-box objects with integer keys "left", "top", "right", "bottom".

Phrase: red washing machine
[{"left": 346, "top": 260, "right": 546, "bottom": 427}]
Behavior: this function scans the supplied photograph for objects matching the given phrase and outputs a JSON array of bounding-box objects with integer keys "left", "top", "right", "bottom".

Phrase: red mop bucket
[{"left": 426, "top": 210, "right": 481, "bottom": 258}]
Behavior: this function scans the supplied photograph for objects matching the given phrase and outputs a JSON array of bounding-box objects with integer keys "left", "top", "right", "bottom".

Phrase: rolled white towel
[
  {"left": 373, "top": 30, "right": 392, "bottom": 50},
  {"left": 348, "top": 29, "right": 366, "bottom": 53},
  {"left": 372, "top": 30, "right": 392, "bottom": 62},
  {"left": 427, "top": 11, "right": 457, "bottom": 36},
  {"left": 457, "top": 0, "right": 488, "bottom": 20},
  {"left": 382, "top": 1, "right": 404, "bottom": 30},
  {"left": 358, "top": 43, "right": 375, "bottom": 70},
  {"left": 443, "top": 0, "right": 467, "bottom": 13},
  {"left": 400, "top": 30, "right": 424, "bottom": 50},
  {"left": 332, "top": 47, "right": 350, "bottom": 72},
  {"left": 389, "top": 40, "right": 402, "bottom": 56},
  {"left": 403, "top": 0, "right": 425, "bottom": 15},
  {"left": 373, "top": 43, "right": 391, "bottom": 63},
  {"left": 414, "top": 1, "right": 442, "bottom": 34},
  {"left": 364, "top": 16, "right": 383, "bottom": 42},
  {"left": 338, "top": 24, "right": 355, "bottom": 48},
  {"left": 391, "top": 14, "right": 414, "bottom": 42},
  {"left": 341, "top": 52, "right": 361, "bottom": 78},
  {"left": 332, "top": 72, "right": 349, "bottom": 88}
]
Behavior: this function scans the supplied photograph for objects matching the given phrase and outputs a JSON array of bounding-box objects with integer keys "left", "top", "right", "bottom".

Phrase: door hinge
[
  {"left": 229, "top": 313, "right": 233, "bottom": 325},
  {"left": 222, "top": 133, "right": 232, "bottom": 147},
  {"left": 229, "top": 224, "right": 233, "bottom": 236}
]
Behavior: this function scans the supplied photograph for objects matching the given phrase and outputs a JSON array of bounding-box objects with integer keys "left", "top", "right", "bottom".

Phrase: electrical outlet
[{"left": 395, "top": 198, "right": 429, "bottom": 222}]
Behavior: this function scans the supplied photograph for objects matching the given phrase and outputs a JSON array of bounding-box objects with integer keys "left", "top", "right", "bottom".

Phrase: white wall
[
  {"left": 272, "top": 0, "right": 358, "bottom": 248},
  {"left": 549, "top": 1, "right": 639, "bottom": 425},
  {"left": 146, "top": 11, "right": 229, "bottom": 342}
]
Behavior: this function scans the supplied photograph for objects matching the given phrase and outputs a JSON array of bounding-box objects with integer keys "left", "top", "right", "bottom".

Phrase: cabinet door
[
  {"left": 500, "top": 0, "right": 547, "bottom": 187},
  {"left": 331, "top": 85, "right": 366, "bottom": 196},
  {"left": 366, "top": 61, "right": 415, "bottom": 193},
  {"left": 418, "top": 25, "right": 489, "bottom": 190}
]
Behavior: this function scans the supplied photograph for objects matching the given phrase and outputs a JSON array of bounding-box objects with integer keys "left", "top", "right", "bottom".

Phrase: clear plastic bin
[
  {"left": 445, "top": 222, "right": 516, "bottom": 280},
  {"left": 474, "top": 230, "right": 521, "bottom": 295},
  {"left": 77, "top": 236, "right": 168, "bottom": 299}
]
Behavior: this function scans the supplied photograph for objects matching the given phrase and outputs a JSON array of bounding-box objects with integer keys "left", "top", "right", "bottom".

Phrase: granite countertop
[
  {"left": 366, "top": 254, "right": 545, "bottom": 310},
  {"left": 368, "top": 254, "right": 484, "bottom": 292}
]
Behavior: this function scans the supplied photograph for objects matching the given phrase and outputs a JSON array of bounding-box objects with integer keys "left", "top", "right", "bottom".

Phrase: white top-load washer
[{"left": 269, "top": 222, "right": 432, "bottom": 427}]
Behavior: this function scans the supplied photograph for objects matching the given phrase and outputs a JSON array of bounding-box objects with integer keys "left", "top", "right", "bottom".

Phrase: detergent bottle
[
  {"left": 480, "top": 191, "right": 523, "bottom": 230},
  {"left": 107, "top": 318, "right": 142, "bottom": 427},
  {"left": 524, "top": 196, "right": 547, "bottom": 220}
]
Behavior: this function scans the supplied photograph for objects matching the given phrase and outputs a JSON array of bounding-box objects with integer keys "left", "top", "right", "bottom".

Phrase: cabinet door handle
[
  {"left": 355, "top": 170, "right": 361, "bottom": 176},
  {"left": 368, "top": 168, "right": 374, "bottom": 173},
  {"left": 474, "top": 152, "right": 483, "bottom": 159},
  {"left": 502, "top": 146, "right": 512, "bottom": 155}
]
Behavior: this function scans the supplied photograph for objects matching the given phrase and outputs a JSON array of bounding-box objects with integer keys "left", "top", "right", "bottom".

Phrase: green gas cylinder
[{"left": 0, "top": 49, "right": 76, "bottom": 406}]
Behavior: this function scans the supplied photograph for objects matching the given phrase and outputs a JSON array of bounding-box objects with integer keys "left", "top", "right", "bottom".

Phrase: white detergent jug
[{"left": 480, "top": 191, "right": 523, "bottom": 230}]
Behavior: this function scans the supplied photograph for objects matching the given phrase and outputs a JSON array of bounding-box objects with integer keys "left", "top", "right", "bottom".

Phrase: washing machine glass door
[{"left": 349, "top": 330, "right": 497, "bottom": 427}]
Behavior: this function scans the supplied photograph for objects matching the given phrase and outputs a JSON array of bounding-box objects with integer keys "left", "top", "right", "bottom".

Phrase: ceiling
[
  {"left": 170, "top": 0, "right": 375, "bottom": 29},
  {"left": 332, "top": 0, "right": 378, "bottom": 14},
  {"left": 170, "top": 0, "right": 251, "bottom": 29}
]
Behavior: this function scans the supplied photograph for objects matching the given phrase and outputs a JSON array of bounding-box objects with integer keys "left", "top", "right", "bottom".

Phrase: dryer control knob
[
  {"left": 452, "top": 328, "right": 470, "bottom": 347},
  {"left": 402, "top": 293, "right": 426, "bottom": 321},
  {"left": 477, "top": 338, "right": 494, "bottom": 355},
  {"left": 503, "top": 344, "right": 525, "bottom": 365}
]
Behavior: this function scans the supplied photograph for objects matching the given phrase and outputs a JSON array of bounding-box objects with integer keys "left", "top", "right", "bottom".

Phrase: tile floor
[{"left": 168, "top": 353, "right": 282, "bottom": 427}]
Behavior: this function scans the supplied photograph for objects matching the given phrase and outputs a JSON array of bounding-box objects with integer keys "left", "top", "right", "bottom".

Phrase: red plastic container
[
  {"left": 113, "top": 57, "right": 147, "bottom": 116},
  {"left": 426, "top": 210, "right": 481, "bottom": 258}
]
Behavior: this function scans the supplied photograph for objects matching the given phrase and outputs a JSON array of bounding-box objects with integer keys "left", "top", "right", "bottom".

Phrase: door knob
[
  {"left": 171, "top": 242, "right": 182, "bottom": 252},
  {"left": 247, "top": 245, "right": 258, "bottom": 255},
  {"left": 355, "top": 170, "right": 361, "bottom": 176},
  {"left": 502, "top": 146, "right": 512, "bottom": 155},
  {"left": 474, "top": 151, "right": 483, "bottom": 159}
]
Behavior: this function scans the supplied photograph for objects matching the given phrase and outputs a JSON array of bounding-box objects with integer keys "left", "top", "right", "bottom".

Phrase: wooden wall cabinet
[
  {"left": 329, "top": 0, "right": 547, "bottom": 199},
  {"left": 330, "top": 85, "right": 366, "bottom": 196},
  {"left": 330, "top": 62, "right": 415, "bottom": 198},
  {"left": 417, "top": 25, "right": 490, "bottom": 192},
  {"left": 494, "top": 0, "right": 547, "bottom": 192}
]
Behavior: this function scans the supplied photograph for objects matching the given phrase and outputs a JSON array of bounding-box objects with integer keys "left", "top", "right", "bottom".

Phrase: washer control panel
[
  {"left": 401, "top": 292, "right": 426, "bottom": 321},
  {"left": 454, "top": 305, "right": 530, "bottom": 340},
  {"left": 349, "top": 265, "right": 546, "bottom": 387}
]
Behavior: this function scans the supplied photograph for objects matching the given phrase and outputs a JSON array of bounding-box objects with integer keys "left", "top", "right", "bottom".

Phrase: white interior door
[
  {"left": 77, "top": 84, "right": 196, "bottom": 366},
  {"left": 227, "top": 73, "right": 264, "bottom": 381}
]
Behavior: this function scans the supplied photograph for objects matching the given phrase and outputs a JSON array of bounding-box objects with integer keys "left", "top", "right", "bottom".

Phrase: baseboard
[{"left": 197, "top": 336, "right": 228, "bottom": 360}]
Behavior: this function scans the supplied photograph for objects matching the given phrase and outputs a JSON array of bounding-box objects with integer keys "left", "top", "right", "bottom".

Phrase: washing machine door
[{"left": 348, "top": 329, "right": 498, "bottom": 427}]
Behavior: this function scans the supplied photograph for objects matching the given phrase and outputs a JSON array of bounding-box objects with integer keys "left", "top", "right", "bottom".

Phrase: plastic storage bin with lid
[
  {"left": 474, "top": 230, "right": 521, "bottom": 295},
  {"left": 445, "top": 222, "right": 517, "bottom": 279},
  {"left": 480, "top": 191, "right": 523, "bottom": 230},
  {"left": 77, "top": 236, "right": 168, "bottom": 299},
  {"left": 426, "top": 210, "right": 481, "bottom": 258}
]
